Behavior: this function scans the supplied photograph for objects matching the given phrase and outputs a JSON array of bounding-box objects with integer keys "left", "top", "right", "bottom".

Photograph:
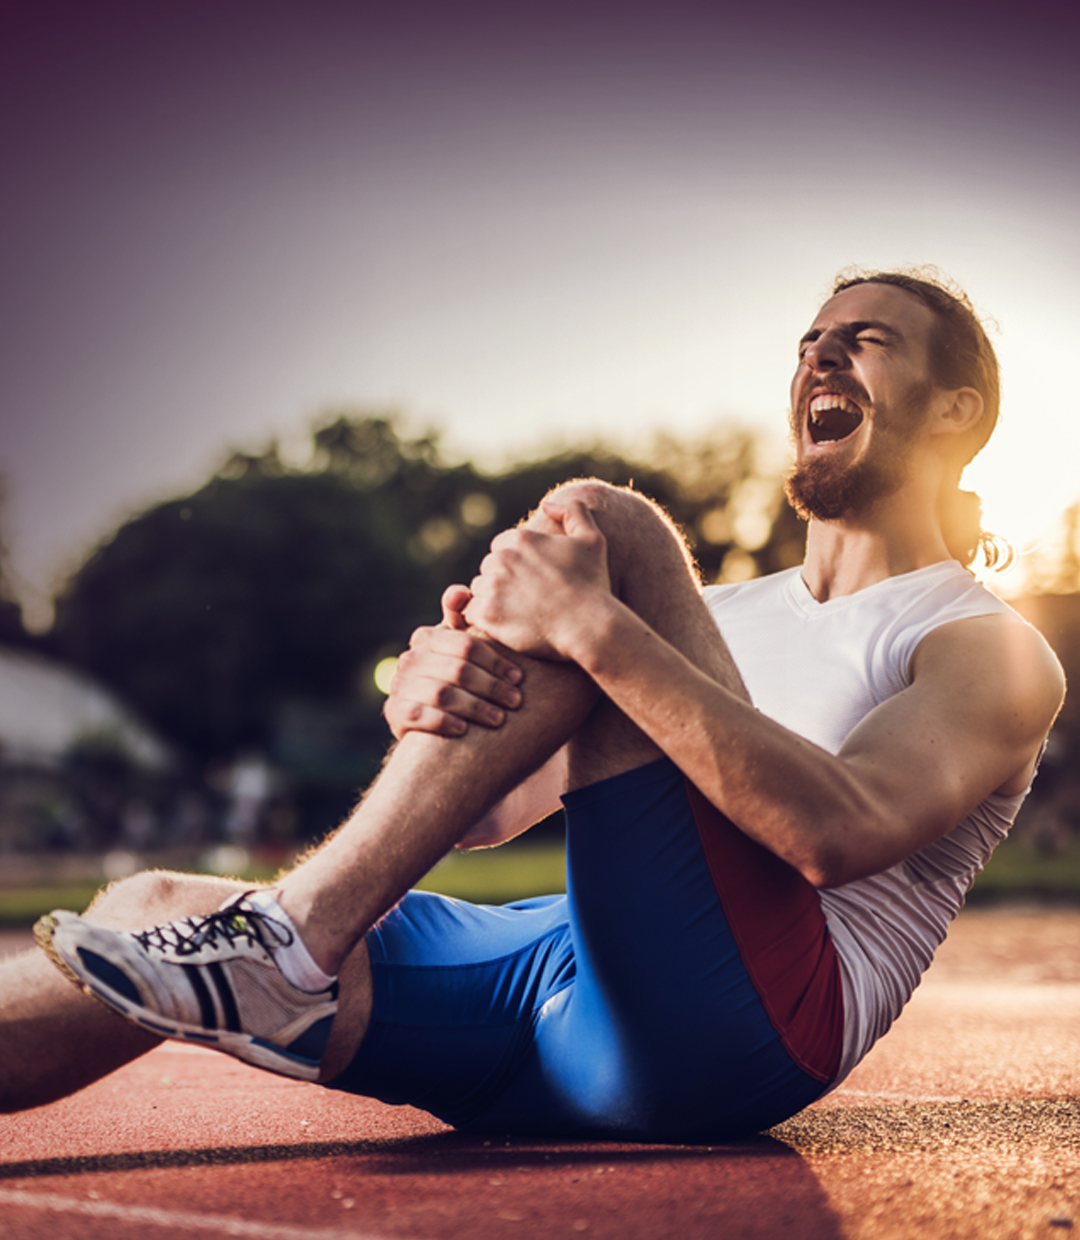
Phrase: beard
[
  {"left": 785, "top": 449, "right": 908, "bottom": 521},
  {"left": 785, "top": 379, "right": 933, "bottom": 522}
]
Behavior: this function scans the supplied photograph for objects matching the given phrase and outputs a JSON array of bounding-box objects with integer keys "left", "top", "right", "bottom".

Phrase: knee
[
  {"left": 85, "top": 870, "right": 188, "bottom": 927},
  {"left": 538, "top": 479, "right": 697, "bottom": 591},
  {"left": 541, "top": 478, "right": 652, "bottom": 523},
  {"left": 85, "top": 870, "right": 242, "bottom": 930}
]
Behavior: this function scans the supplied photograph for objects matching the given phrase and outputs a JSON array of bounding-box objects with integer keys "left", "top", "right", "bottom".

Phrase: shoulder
[
  {"left": 914, "top": 611, "right": 1065, "bottom": 750},
  {"left": 880, "top": 563, "right": 1036, "bottom": 688}
]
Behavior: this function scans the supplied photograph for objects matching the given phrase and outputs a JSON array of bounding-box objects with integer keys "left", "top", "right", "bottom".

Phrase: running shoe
[{"left": 34, "top": 892, "right": 338, "bottom": 1082}]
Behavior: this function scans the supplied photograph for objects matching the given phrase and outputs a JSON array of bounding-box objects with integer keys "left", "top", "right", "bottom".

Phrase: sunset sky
[{"left": 3, "top": 1, "right": 1079, "bottom": 624}]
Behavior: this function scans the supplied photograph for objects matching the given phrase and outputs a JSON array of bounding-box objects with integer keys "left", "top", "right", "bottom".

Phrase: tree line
[
  {"left": 15, "top": 414, "right": 802, "bottom": 786},
  {"left": 4, "top": 411, "right": 1080, "bottom": 850}
]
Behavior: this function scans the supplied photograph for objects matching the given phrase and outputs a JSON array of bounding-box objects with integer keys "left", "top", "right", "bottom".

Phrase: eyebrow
[{"left": 799, "top": 319, "right": 905, "bottom": 346}]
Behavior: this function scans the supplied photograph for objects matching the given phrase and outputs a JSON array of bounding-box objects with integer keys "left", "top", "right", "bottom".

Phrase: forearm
[{"left": 567, "top": 597, "right": 896, "bottom": 885}]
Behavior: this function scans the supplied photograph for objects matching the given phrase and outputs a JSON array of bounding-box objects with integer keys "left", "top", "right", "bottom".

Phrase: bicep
[{"left": 836, "top": 617, "right": 1064, "bottom": 866}]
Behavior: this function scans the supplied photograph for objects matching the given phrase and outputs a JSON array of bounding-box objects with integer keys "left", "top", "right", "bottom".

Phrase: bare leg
[
  {"left": 0, "top": 871, "right": 371, "bottom": 1111},
  {"left": 541, "top": 480, "right": 750, "bottom": 790},
  {"left": 4, "top": 647, "right": 599, "bottom": 1114},
  {"left": 274, "top": 656, "right": 600, "bottom": 973},
  {"left": 275, "top": 480, "right": 746, "bottom": 974},
  {"left": 10, "top": 480, "right": 745, "bottom": 1109}
]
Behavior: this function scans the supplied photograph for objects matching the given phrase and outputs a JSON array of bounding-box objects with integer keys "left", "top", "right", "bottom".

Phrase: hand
[
  {"left": 464, "top": 498, "right": 612, "bottom": 661},
  {"left": 383, "top": 585, "right": 524, "bottom": 739}
]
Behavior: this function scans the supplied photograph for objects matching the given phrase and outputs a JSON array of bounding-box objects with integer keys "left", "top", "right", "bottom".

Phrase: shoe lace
[{"left": 134, "top": 896, "right": 294, "bottom": 958}]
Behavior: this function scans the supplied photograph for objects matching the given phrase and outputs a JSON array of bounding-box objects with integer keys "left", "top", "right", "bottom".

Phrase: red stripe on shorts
[{"left": 684, "top": 779, "right": 844, "bottom": 1084}]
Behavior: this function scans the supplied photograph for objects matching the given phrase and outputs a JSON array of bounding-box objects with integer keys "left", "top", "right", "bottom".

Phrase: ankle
[
  {"left": 245, "top": 890, "right": 337, "bottom": 989},
  {"left": 264, "top": 887, "right": 343, "bottom": 978}
]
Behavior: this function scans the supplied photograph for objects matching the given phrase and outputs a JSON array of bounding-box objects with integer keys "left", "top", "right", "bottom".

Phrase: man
[{"left": 9, "top": 271, "right": 1064, "bottom": 1141}]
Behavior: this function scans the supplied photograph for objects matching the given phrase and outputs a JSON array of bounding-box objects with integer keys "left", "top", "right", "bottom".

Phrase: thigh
[
  {"left": 325, "top": 890, "right": 575, "bottom": 1127},
  {"left": 476, "top": 760, "right": 844, "bottom": 1141}
]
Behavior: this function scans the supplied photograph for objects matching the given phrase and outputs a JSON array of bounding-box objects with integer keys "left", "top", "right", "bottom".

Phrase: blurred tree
[
  {"left": 51, "top": 467, "right": 436, "bottom": 762},
  {"left": 0, "top": 482, "right": 33, "bottom": 649},
  {"left": 51, "top": 413, "right": 801, "bottom": 776}
]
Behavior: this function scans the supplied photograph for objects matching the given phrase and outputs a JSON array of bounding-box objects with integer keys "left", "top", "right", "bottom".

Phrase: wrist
[{"left": 560, "top": 592, "right": 627, "bottom": 672}]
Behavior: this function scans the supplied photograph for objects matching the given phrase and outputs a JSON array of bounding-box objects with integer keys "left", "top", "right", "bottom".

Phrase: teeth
[
  {"left": 809, "top": 394, "right": 860, "bottom": 420},
  {"left": 806, "top": 393, "right": 864, "bottom": 444}
]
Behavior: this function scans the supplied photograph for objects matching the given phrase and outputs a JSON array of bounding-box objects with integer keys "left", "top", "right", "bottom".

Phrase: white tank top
[{"left": 704, "top": 561, "right": 1031, "bottom": 1083}]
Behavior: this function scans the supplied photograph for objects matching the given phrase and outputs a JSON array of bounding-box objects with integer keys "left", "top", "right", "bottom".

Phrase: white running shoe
[{"left": 34, "top": 892, "right": 338, "bottom": 1082}]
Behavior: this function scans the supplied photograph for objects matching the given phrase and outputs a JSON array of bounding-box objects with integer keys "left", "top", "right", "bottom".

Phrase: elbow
[
  {"left": 798, "top": 851, "right": 846, "bottom": 889},
  {"left": 797, "top": 808, "right": 904, "bottom": 889},
  {"left": 787, "top": 833, "right": 849, "bottom": 888}
]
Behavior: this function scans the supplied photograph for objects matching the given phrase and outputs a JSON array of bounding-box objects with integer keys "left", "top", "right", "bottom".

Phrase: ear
[{"left": 928, "top": 387, "right": 983, "bottom": 439}]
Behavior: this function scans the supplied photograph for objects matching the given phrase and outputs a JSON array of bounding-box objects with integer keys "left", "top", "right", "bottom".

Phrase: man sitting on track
[{"left": 7, "top": 270, "right": 1065, "bottom": 1141}]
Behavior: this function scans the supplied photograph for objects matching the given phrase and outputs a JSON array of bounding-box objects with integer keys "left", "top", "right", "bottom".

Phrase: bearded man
[{"left": 9, "top": 270, "right": 1064, "bottom": 1142}]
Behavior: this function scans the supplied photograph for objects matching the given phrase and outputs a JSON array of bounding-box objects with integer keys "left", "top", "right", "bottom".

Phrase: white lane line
[{"left": 0, "top": 1189, "right": 396, "bottom": 1240}]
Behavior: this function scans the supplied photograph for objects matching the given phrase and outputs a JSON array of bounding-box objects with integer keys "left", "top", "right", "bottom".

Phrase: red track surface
[{"left": 2, "top": 907, "right": 1078, "bottom": 1240}]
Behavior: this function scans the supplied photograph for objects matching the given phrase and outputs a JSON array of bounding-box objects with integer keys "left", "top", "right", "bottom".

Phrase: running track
[{"left": 2, "top": 906, "right": 1078, "bottom": 1240}]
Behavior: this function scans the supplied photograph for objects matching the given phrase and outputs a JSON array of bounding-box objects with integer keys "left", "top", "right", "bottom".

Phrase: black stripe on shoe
[
  {"left": 206, "top": 962, "right": 241, "bottom": 1033},
  {"left": 182, "top": 964, "right": 217, "bottom": 1029}
]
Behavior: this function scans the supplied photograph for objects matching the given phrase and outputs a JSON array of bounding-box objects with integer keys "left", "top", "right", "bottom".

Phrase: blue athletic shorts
[{"left": 328, "top": 758, "right": 844, "bottom": 1142}]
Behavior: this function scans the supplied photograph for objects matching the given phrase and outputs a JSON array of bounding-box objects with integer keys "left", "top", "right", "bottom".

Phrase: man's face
[{"left": 786, "top": 283, "right": 940, "bottom": 521}]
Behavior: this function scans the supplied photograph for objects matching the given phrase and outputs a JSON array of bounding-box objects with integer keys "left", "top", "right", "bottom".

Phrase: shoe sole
[{"left": 33, "top": 913, "right": 324, "bottom": 1083}]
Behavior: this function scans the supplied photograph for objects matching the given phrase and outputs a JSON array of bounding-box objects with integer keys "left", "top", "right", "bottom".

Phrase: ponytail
[{"left": 940, "top": 487, "right": 1012, "bottom": 570}]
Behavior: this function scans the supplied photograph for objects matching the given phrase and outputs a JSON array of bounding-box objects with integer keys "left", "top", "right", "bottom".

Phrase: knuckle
[
  {"left": 460, "top": 634, "right": 483, "bottom": 661},
  {"left": 433, "top": 683, "right": 457, "bottom": 708}
]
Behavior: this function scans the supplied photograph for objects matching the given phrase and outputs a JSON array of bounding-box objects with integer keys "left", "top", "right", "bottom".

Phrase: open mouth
[{"left": 808, "top": 393, "right": 864, "bottom": 444}]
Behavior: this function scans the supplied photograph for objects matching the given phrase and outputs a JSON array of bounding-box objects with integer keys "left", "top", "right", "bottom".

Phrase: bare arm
[
  {"left": 563, "top": 598, "right": 1062, "bottom": 885},
  {"left": 383, "top": 586, "right": 564, "bottom": 848},
  {"left": 465, "top": 499, "right": 1065, "bottom": 885}
]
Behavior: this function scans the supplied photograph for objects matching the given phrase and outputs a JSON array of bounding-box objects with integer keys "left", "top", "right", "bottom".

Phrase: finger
[
  {"left": 388, "top": 680, "right": 511, "bottom": 730},
  {"left": 547, "top": 497, "right": 600, "bottom": 538},
  {"left": 441, "top": 584, "right": 472, "bottom": 629},
  {"left": 428, "top": 678, "right": 512, "bottom": 725},
  {"left": 407, "top": 624, "right": 440, "bottom": 651},
  {"left": 539, "top": 498, "right": 568, "bottom": 529},
  {"left": 384, "top": 699, "right": 469, "bottom": 740},
  {"left": 488, "top": 528, "right": 516, "bottom": 554},
  {"left": 488, "top": 527, "right": 535, "bottom": 555},
  {"left": 393, "top": 652, "right": 522, "bottom": 712},
  {"left": 420, "top": 628, "right": 524, "bottom": 686}
]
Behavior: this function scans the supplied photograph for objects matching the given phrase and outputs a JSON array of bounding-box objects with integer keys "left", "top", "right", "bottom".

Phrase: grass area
[
  {"left": 969, "top": 833, "right": 1080, "bottom": 899},
  {"left": 0, "top": 842, "right": 567, "bottom": 927},
  {"left": 414, "top": 842, "right": 566, "bottom": 904},
  {"left": 1, "top": 833, "right": 1076, "bottom": 927},
  {"left": 0, "top": 884, "right": 105, "bottom": 926}
]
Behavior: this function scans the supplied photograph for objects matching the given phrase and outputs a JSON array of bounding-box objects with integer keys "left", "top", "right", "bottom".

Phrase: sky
[{"left": 2, "top": 0, "right": 1079, "bottom": 625}]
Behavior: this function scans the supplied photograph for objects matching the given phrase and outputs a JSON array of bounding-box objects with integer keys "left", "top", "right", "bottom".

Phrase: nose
[{"left": 802, "top": 331, "right": 849, "bottom": 373}]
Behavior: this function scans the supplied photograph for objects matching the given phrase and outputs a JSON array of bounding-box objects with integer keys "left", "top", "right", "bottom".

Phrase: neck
[{"left": 799, "top": 484, "right": 955, "bottom": 602}]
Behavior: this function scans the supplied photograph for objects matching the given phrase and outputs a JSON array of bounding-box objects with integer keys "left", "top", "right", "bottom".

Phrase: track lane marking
[{"left": 0, "top": 1188, "right": 397, "bottom": 1239}]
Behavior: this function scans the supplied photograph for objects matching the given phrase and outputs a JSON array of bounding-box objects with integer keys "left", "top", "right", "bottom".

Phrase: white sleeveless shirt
[{"left": 704, "top": 561, "right": 1032, "bottom": 1083}]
